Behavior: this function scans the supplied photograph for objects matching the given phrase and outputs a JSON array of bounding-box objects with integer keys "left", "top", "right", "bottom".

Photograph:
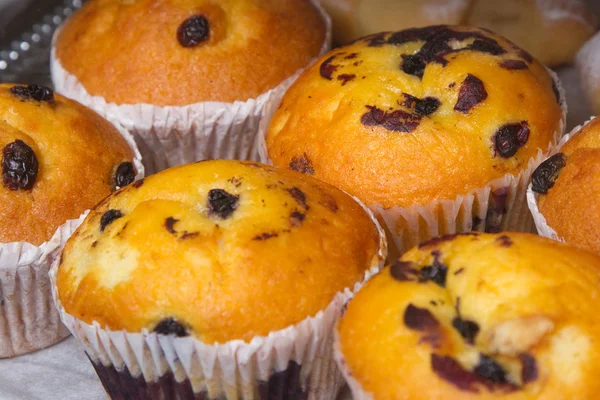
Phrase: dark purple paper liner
[{"left": 89, "top": 356, "right": 308, "bottom": 400}]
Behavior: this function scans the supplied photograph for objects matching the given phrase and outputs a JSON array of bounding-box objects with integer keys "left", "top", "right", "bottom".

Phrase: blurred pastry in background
[
  {"left": 576, "top": 30, "right": 600, "bottom": 115},
  {"left": 321, "top": 0, "right": 470, "bottom": 45},
  {"left": 467, "top": 0, "right": 598, "bottom": 67},
  {"left": 321, "top": 0, "right": 598, "bottom": 67}
]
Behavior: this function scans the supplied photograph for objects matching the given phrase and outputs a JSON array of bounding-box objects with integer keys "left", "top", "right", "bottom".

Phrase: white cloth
[{"left": 0, "top": 337, "right": 105, "bottom": 400}]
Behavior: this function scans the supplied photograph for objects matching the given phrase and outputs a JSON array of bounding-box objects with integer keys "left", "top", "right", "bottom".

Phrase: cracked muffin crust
[
  {"left": 55, "top": 0, "right": 326, "bottom": 106},
  {"left": 533, "top": 116, "right": 600, "bottom": 255},
  {"left": 337, "top": 232, "right": 600, "bottom": 399},
  {"left": 266, "top": 26, "right": 564, "bottom": 209},
  {"left": 56, "top": 160, "right": 382, "bottom": 344},
  {"left": 0, "top": 83, "right": 136, "bottom": 245}
]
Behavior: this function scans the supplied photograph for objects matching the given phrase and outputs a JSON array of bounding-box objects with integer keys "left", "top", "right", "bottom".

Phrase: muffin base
[
  {"left": 50, "top": 0, "right": 331, "bottom": 175},
  {"left": 50, "top": 197, "right": 386, "bottom": 400},
  {"left": 0, "top": 215, "right": 83, "bottom": 358},
  {"left": 259, "top": 68, "right": 567, "bottom": 259},
  {"left": 527, "top": 116, "right": 594, "bottom": 243}
]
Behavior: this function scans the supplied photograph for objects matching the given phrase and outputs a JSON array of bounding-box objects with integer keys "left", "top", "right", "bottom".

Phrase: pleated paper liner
[
  {"left": 50, "top": 0, "right": 332, "bottom": 175},
  {"left": 0, "top": 116, "right": 144, "bottom": 359},
  {"left": 527, "top": 116, "right": 595, "bottom": 242},
  {"left": 259, "top": 68, "right": 567, "bottom": 259},
  {"left": 50, "top": 196, "right": 387, "bottom": 400}
]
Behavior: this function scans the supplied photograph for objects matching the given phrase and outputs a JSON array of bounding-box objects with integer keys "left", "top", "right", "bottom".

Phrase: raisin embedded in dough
[
  {"left": 531, "top": 153, "right": 566, "bottom": 194},
  {"left": 177, "top": 15, "right": 210, "bottom": 47},
  {"left": 454, "top": 74, "right": 487, "bottom": 113},
  {"left": 404, "top": 304, "right": 439, "bottom": 331},
  {"left": 493, "top": 122, "right": 530, "bottom": 158},
  {"left": 2, "top": 139, "right": 38, "bottom": 191},
  {"left": 10, "top": 84, "right": 54, "bottom": 102},
  {"left": 153, "top": 318, "right": 190, "bottom": 337},
  {"left": 100, "top": 209, "right": 123, "bottom": 232},
  {"left": 113, "top": 161, "right": 136, "bottom": 190},
  {"left": 207, "top": 189, "right": 239, "bottom": 219},
  {"left": 289, "top": 154, "right": 315, "bottom": 175}
]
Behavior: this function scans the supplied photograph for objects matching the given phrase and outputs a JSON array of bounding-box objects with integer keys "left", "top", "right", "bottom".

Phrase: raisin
[
  {"left": 493, "top": 121, "right": 530, "bottom": 158},
  {"left": 207, "top": 189, "right": 239, "bottom": 219},
  {"left": 132, "top": 179, "right": 144, "bottom": 188},
  {"left": 401, "top": 54, "right": 427, "bottom": 78},
  {"left": 165, "top": 217, "right": 179, "bottom": 234},
  {"left": 452, "top": 317, "right": 480, "bottom": 344},
  {"left": 289, "top": 154, "right": 315, "bottom": 175},
  {"left": 519, "top": 353, "right": 538, "bottom": 384},
  {"left": 153, "top": 318, "right": 189, "bottom": 337},
  {"left": 361, "top": 106, "right": 421, "bottom": 133},
  {"left": 319, "top": 55, "right": 338, "bottom": 80},
  {"left": 496, "top": 235, "right": 513, "bottom": 247},
  {"left": 519, "top": 49, "right": 534, "bottom": 63},
  {"left": 113, "top": 162, "right": 136, "bottom": 190},
  {"left": 454, "top": 74, "right": 487, "bottom": 113},
  {"left": 177, "top": 15, "right": 210, "bottom": 47},
  {"left": 337, "top": 74, "right": 356, "bottom": 86},
  {"left": 2, "top": 140, "right": 38, "bottom": 191},
  {"left": 430, "top": 354, "right": 480, "bottom": 393},
  {"left": 419, "top": 252, "right": 448, "bottom": 287},
  {"left": 474, "top": 354, "right": 509, "bottom": 383},
  {"left": 389, "top": 260, "right": 419, "bottom": 281},
  {"left": 253, "top": 232, "right": 278, "bottom": 240},
  {"left": 414, "top": 97, "right": 441, "bottom": 116},
  {"left": 364, "top": 33, "right": 387, "bottom": 47},
  {"left": 10, "top": 84, "right": 54, "bottom": 102},
  {"left": 469, "top": 39, "right": 505, "bottom": 55},
  {"left": 287, "top": 187, "right": 308, "bottom": 210},
  {"left": 404, "top": 304, "right": 439, "bottom": 331},
  {"left": 100, "top": 209, "right": 123, "bottom": 232},
  {"left": 531, "top": 153, "right": 566, "bottom": 194},
  {"left": 499, "top": 60, "right": 528, "bottom": 70}
]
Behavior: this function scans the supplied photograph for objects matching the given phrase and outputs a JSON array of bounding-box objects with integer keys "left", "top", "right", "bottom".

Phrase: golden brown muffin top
[
  {"left": 266, "top": 25, "right": 564, "bottom": 208},
  {"left": 0, "top": 84, "right": 136, "bottom": 246},
  {"left": 338, "top": 232, "right": 600, "bottom": 399},
  {"left": 534, "top": 117, "right": 600, "bottom": 255},
  {"left": 57, "top": 160, "right": 383, "bottom": 344},
  {"left": 55, "top": 0, "right": 327, "bottom": 106}
]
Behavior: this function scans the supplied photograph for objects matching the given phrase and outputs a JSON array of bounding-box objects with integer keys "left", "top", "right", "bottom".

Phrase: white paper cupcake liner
[
  {"left": 49, "top": 196, "right": 387, "bottom": 399},
  {"left": 0, "top": 117, "right": 143, "bottom": 359},
  {"left": 527, "top": 115, "right": 596, "bottom": 242},
  {"left": 50, "top": 0, "right": 332, "bottom": 175},
  {"left": 259, "top": 68, "right": 567, "bottom": 259},
  {"left": 0, "top": 213, "right": 85, "bottom": 358}
]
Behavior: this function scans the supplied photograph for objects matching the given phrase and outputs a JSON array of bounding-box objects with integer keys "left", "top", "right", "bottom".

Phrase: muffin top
[
  {"left": 0, "top": 84, "right": 136, "bottom": 246},
  {"left": 534, "top": 116, "right": 600, "bottom": 255},
  {"left": 337, "top": 232, "right": 600, "bottom": 399},
  {"left": 55, "top": 0, "right": 327, "bottom": 106},
  {"left": 56, "top": 160, "right": 383, "bottom": 344},
  {"left": 266, "top": 25, "right": 564, "bottom": 208}
]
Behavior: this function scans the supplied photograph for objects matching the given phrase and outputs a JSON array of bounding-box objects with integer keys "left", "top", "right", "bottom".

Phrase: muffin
[
  {"left": 263, "top": 25, "right": 566, "bottom": 257},
  {"left": 335, "top": 232, "right": 600, "bottom": 399},
  {"left": 51, "top": 160, "right": 386, "bottom": 399},
  {"left": 0, "top": 83, "right": 143, "bottom": 358},
  {"left": 321, "top": 0, "right": 597, "bottom": 67},
  {"left": 51, "top": 0, "right": 330, "bottom": 174},
  {"left": 528, "top": 116, "right": 600, "bottom": 255}
]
